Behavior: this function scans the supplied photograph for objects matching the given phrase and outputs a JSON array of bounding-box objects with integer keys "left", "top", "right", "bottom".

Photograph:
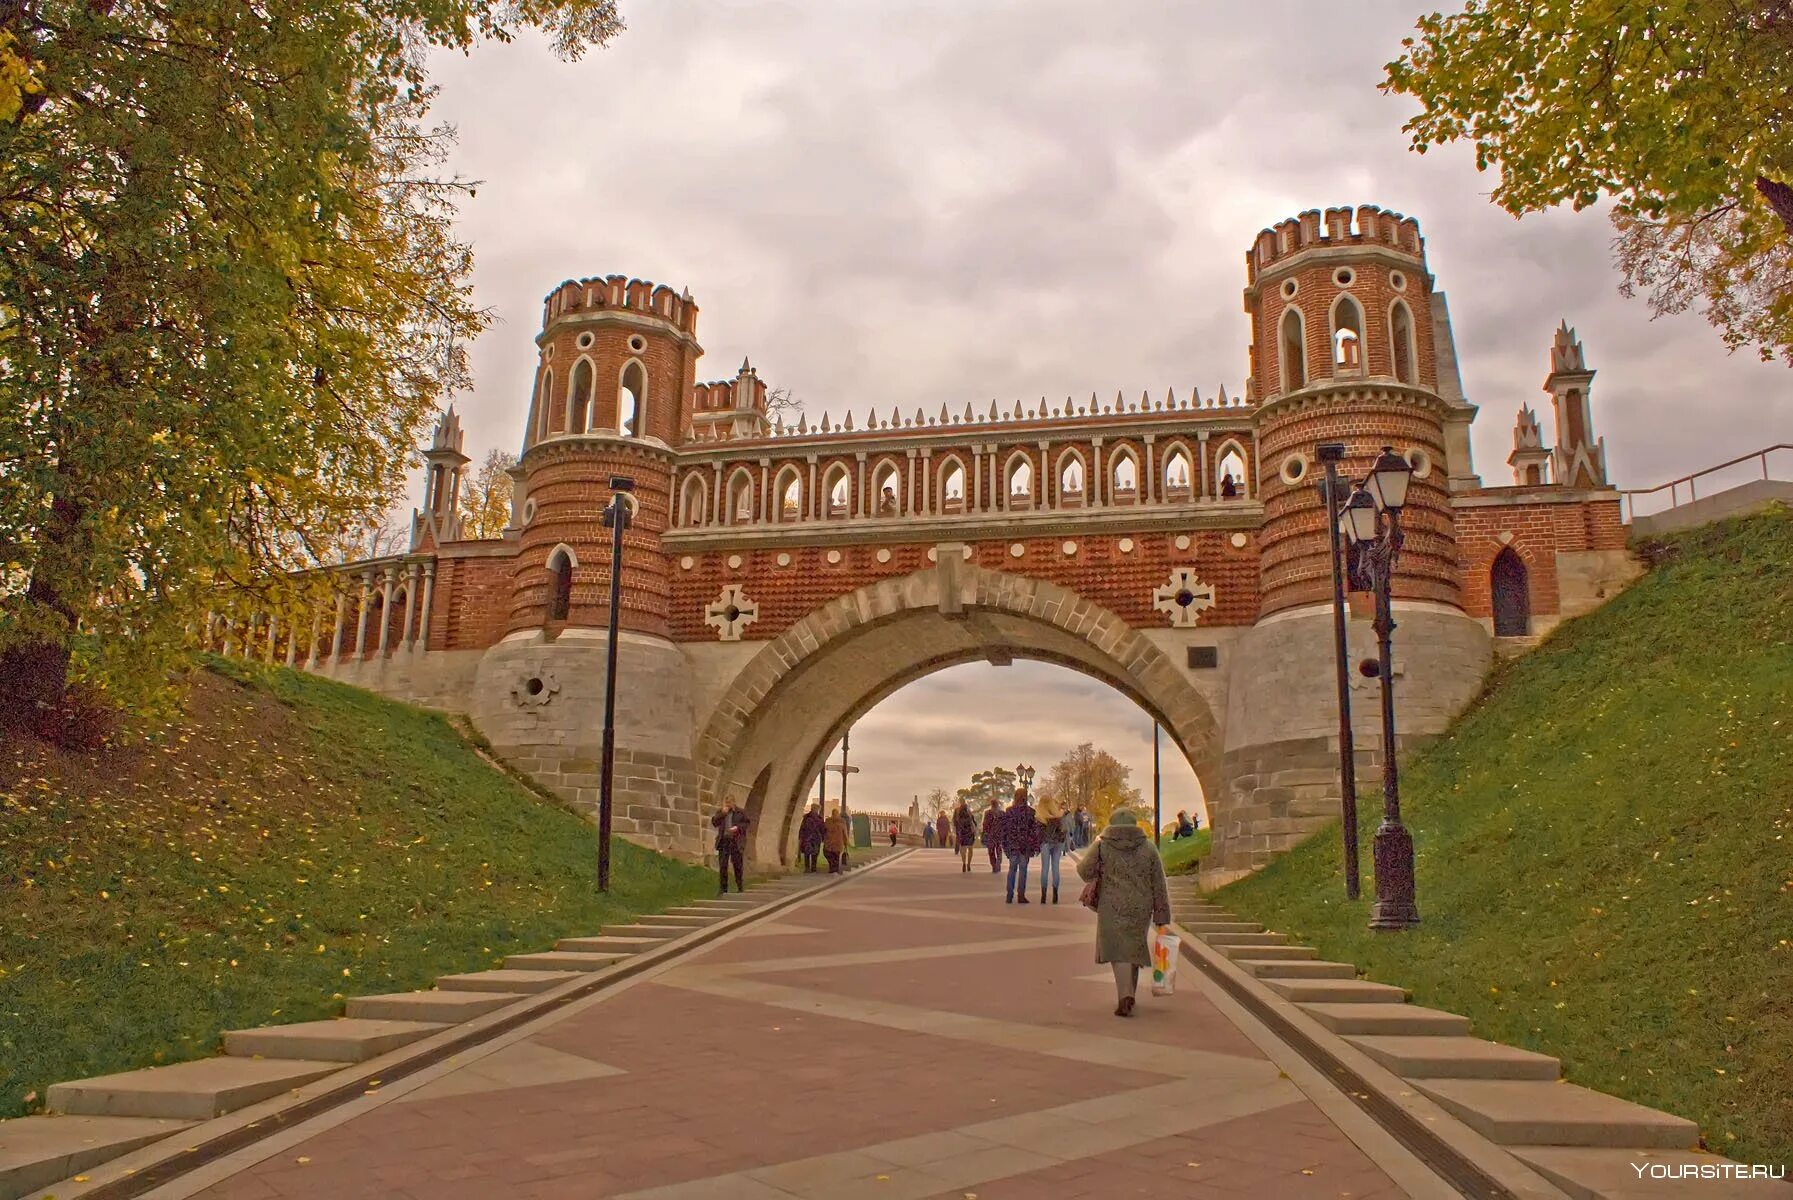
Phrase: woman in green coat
[{"left": 1076, "top": 809, "right": 1171, "bottom": 1017}]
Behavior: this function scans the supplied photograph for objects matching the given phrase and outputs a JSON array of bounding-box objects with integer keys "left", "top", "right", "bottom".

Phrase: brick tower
[{"left": 1214, "top": 206, "right": 1491, "bottom": 879}]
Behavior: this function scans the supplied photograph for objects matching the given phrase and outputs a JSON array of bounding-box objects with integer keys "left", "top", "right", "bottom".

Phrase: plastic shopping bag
[{"left": 1149, "top": 926, "right": 1180, "bottom": 996}]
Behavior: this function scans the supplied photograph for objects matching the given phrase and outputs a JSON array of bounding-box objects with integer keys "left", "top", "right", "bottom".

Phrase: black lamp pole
[
  {"left": 597, "top": 475, "right": 634, "bottom": 893},
  {"left": 1316, "top": 443, "right": 1360, "bottom": 900},
  {"left": 1152, "top": 722, "right": 1162, "bottom": 848}
]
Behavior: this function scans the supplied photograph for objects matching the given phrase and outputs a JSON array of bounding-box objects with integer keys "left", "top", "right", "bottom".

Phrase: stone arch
[
  {"left": 725, "top": 466, "right": 755, "bottom": 525},
  {"left": 535, "top": 368, "right": 555, "bottom": 441},
  {"left": 1003, "top": 450, "right": 1034, "bottom": 508},
  {"left": 870, "top": 456, "right": 903, "bottom": 516},
  {"left": 617, "top": 359, "right": 646, "bottom": 436},
  {"left": 1279, "top": 305, "right": 1306, "bottom": 391},
  {"left": 1214, "top": 438, "right": 1250, "bottom": 499},
  {"left": 936, "top": 454, "right": 967, "bottom": 514},
  {"left": 1160, "top": 440, "right": 1194, "bottom": 501},
  {"left": 823, "top": 462, "right": 852, "bottom": 518},
  {"left": 1491, "top": 546, "right": 1531, "bottom": 636},
  {"left": 1110, "top": 445, "right": 1140, "bottom": 503},
  {"left": 1330, "top": 292, "right": 1365, "bottom": 373},
  {"left": 679, "top": 472, "right": 708, "bottom": 528},
  {"left": 567, "top": 356, "right": 595, "bottom": 433},
  {"left": 1054, "top": 446, "right": 1086, "bottom": 506},
  {"left": 1389, "top": 299, "right": 1417, "bottom": 385},
  {"left": 772, "top": 464, "right": 804, "bottom": 523},
  {"left": 692, "top": 564, "right": 1223, "bottom": 866}
]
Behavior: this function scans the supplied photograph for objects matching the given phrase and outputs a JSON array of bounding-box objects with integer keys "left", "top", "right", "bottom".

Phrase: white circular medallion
[
  {"left": 876, "top": 548, "right": 891, "bottom": 564},
  {"left": 826, "top": 549, "right": 842, "bottom": 565},
  {"left": 926, "top": 547, "right": 938, "bottom": 563},
  {"left": 1009, "top": 543, "right": 1025, "bottom": 558},
  {"left": 680, "top": 555, "right": 695, "bottom": 570},
  {"left": 1061, "top": 540, "right": 1077, "bottom": 556},
  {"left": 727, "top": 554, "right": 743, "bottom": 569},
  {"left": 1118, "top": 537, "right": 1134, "bottom": 553},
  {"left": 776, "top": 552, "right": 791, "bottom": 567},
  {"left": 1174, "top": 534, "right": 1191, "bottom": 551},
  {"left": 1230, "top": 532, "right": 1249, "bottom": 549}
]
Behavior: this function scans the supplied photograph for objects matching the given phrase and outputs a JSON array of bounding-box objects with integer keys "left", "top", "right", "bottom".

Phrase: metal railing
[{"left": 1620, "top": 443, "right": 1791, "bottom": 522}]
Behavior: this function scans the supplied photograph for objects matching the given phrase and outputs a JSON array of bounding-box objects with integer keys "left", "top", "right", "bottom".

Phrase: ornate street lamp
[
  {"left": 1015, "top": 763, "right": 1036, "bottom": 796},
  {"left": 1346, "top": 447, "right": 1419, "bottom": 931},
  {"left": 1315, "top": 443, "right": 1360, "bottom": 900},
  {"left": 597, "top": 475, "right": 635, "bottom": 893}
]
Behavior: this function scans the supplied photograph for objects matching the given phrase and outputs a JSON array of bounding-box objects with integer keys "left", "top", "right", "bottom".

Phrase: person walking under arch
[
  {"left": 1036, "top": 793, "right": 1068, "bottom": 904},
  {"left": 1076, "top": 809, "right": 1171, "bottom": 1017},
  {"left": 953, "top": 798, "right": 978, "bottom": 873},
  {"left": 981, "top": 800, "right": 1004, "bottom": 873},
  {"left": 822, "top": 807, "right": 848, "bottom": 874},
  {"left": 923, "top": 819, "right": 936, "bottom": 849},
  {"left": 797, "top": 802, "right": 825, "bottom": 873},
  {"left": 935, "top": 811, "right": 951, "bottom": 851},
  {"left": 710, "top": 796, "right": 751, "bottom": 895},
  {"left": 1001, "top": 785, "right": 1042, "bottom": 904}
]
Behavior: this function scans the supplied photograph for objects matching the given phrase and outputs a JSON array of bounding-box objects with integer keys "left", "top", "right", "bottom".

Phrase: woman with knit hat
[{"left": 1076, "top": 808, "right": 1171, "bottom": 1017}]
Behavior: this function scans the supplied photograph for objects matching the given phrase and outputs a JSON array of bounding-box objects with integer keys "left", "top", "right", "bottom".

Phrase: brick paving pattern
[{"left": 183, "top": 853, "right": 1423, "bottom": 1199}]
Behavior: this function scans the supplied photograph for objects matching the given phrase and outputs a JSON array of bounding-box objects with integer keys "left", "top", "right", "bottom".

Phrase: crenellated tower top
[
  {"left": 1244, "top": 205, "right": 1426, "bottom": 287},
  {"left": 540, "top": 275, "right": 699, "bottom": 339}
]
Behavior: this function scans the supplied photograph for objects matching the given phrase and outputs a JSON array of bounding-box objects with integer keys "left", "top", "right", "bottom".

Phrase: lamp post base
[{"left": 1369, "top": 819, "right": 1420, "bottom": 930}]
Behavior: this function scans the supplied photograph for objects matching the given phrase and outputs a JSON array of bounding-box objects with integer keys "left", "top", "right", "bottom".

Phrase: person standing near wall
[
  {"left": 953, "top": 798, "right": 978, "bottom": 873},
  {"left": 822, "top": 807, "right": 849, "bottom": 874},
  {"left": 711, "top": 797, "right": 752, "bottom": 895},
  {"left": 797, "top": 803, "right": 825, "bottom": 873},
  {"left": 981, "top": 800, "right": 1004, "bottom": 873}
]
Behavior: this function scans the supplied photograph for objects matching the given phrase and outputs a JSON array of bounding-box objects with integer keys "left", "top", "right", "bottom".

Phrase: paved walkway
[{"left": 171, "top": 852, "right": 1458, "bottom": 1199}]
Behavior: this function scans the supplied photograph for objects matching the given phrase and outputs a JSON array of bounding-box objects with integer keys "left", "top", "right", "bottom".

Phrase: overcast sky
[{"left": 423, "top": 0, "right": 1788, "bottom": 819}]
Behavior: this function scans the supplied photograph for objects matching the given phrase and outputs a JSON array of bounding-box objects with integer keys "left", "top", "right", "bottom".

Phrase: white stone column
[
  {"left": 757, "top": 458, "right": 770, "bottom": 523},
  {"left": 330, "top": 591, "right": 347, "bottom": 661},
  {"left": 403, "top": 563, "right": 420, "bottom": 650},
  {"left": 1198, "top": 430, "right": 1211, "bottom": 500},
  {"left": 971, "top": 446, "right": 982, "bottom": 513},
  {"left": 710, "top": 462, "right": 723, "bottom": 524},
  {"left": 854, "top": 453, "right": 867, "bottom": 518},
  {"left": 1092, "top": 439, "right": 1105, "bottom": 508},
  {"left": 919, "top": 449, "right": 932, "bottom": 515},
  {"left": 1144, "top": 435, "right": 1158, "bottom": 505},
  {"left": 353, "top": 572, "right": 373, "bottom": 658},
  {"left": 1036, "top": 441, "right": 1048, "bottom": 508},
  {"left": 806, "top": 457, "right": 818, "bottom": 521},
  {"left": 418, "top": 562, "right": 436, "bottom": 651},
  {"left": 376, "top": 568, "right": 396, "bottom": 656}
]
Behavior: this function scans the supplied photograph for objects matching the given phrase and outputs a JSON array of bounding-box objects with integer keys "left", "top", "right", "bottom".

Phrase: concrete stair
[
  {"left": 1511, "top": 1146, "right": 1793, "bottom": 1200},
  {"left": 1346, "top": 1035, "right": 1560, "bottom": 1080},
  {"left": 593, "top": 925, "right": 683, "bottom": 940},
  {"left": 345, "top": 990, "right": 526, "bottom": 1023},
  {"left": 553, "top": 935, "right": 667, "bottom": 955},
  {"left": 623, "top": 914, "right": 717, "bottom": 929},
  {"left": 1302, "top": 1002, "right": 1471, "bottom": 1036},
  {"left": 222, "top": 1018, "right": 446, "bottom": 1064},
  {"left": 1180, "top": 921, "right": 1263, "bottom": 934},
  {"left": 504, "top": 950, "right": 627, "bottom": 972},
  {"left": 1261, "top": 978, "right": 1406, "bottom": 1005},
  {"left": 1415, "top": 1079, "right": 1699, "bottom": 1150},
  {"left": 1216, "top": 943, "right": 1317, "bottom": 961},
  {"left": 0, "top": 1115, "right": 193, "bottom": 1200},
  {"left": 1235, "top": 959, "right": 1358, "bottom": 980},
  {"left": 436, "top": 968, "right": 577, "bottom": 994},
  {"left": 47, "top": 1057, "right": 339, "bottom": 1121},
  {"left": 1202, "top": 931, "right": 1290, "bottom": 947}
]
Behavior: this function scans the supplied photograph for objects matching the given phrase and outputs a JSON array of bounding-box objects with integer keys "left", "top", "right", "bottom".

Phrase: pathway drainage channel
[
  {"left": 0, "top": 851, "right": 905, "bottom": 1200},
  {"left": 1162, "top": 879, "right": 1784, "bottom": 1200}
]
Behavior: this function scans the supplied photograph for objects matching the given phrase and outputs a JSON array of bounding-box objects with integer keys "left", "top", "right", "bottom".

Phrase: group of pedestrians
[{"left": 794, "top": 803, "right": 851, "bottom": 876}]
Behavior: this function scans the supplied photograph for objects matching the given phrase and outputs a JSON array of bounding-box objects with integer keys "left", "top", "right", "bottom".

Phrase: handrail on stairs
[{"left": 1618, "top": 443, "right": 1792, "bottom": 522}]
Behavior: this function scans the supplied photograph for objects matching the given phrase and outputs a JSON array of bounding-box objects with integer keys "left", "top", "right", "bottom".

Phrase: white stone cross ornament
[
  {"left": 705, "top": 583, "right": 760, "bottom": 641},
  {"left": 1153, "top": 568, "right": 1216, "bottom": 628}
]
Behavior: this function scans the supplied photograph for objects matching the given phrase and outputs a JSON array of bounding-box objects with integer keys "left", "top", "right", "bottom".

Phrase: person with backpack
[
  {"left": 1076, "top": 809, "right": 1172, "bottom": 1017},
  {"left": 953, "top": 798, "right": 978, "bottom": 873},
  {"left": 1000, "top": 785, "right": 1043, "bottom": 904},
  {"left": 710, "top": 796, "right": 752, "bottom": 895},
  {"left": 980, "top": 801, "right": 1004, "bottom": 873}
]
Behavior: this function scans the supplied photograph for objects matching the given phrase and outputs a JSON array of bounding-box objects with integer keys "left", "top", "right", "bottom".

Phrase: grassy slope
[
  {"left": 1219, "top": 509, "right": 1793, "bottom": 1165},
  {"left": 1159, "top": 828, "right": 1211, "bottom": 875},
  {"left": 0, "top": 660, "right": 716, "bottom": 1119}
]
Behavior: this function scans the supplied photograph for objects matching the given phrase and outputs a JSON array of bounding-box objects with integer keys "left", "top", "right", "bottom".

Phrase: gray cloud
[{"left": 421, "top": 1, "right": 1788, "bottom": 815}]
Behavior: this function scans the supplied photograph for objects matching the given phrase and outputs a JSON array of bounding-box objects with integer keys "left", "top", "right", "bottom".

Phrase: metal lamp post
[
  {"left": 1315, "top": 442, "right": 1360, "bottom": 900},
  {"left": 1015, "top": 763, "right": 1035, "bottom": 798},
  {"left": 1340, "top": 446, "right": 1419, "bottom": 931},
  {"left": 596, "top": 475, "right": 635, "bottom": 893}
]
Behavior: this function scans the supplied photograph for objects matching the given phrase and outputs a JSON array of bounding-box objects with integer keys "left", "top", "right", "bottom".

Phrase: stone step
[
  {"left": 1180, "top": 921, "right": 1264, "bottom": 934},
  {"left": 0, "top": 1114, "right": 192, "bottom": 1200},
  {"left": 505, "top": 951, "right": 627, "bottom": 972},
  {"left": 1346, "top": 1035, "right": 1561, "bottom": 1081},
  {"left": 223, "top": 1018, "right": 446, "bottom": 1064},
  {"left": 1415, "top": 1079, "right": 1699, "bottom": 1150},
  {"left": 1201, "top": 931, "right": 1289, "bottom": 947},
  {"left": 665, "top": 905, "right": 753, "bottom": 917},
  {"left": 623, "top": 914, "right": 717, "bottom": 928},
  {"left": 1262, "top": 978, "right": 1407, "bottom": 1004},
  {"left": 681, "top": 899, "right": 760, "bottom": 910},
  {"left": 1511, "top": 1146, "right": 1789, "bottom": 1200},
  {"left": 1236, "top": 959, "right": 1359, "bottom": 980},
  {"left": 1301, "top": 1003, "right": 1471, "bottom": 1037},
  {"left": 48, "top": 1057, "right": 339, "bottom": 1121},
  {"left": 1216, "top": 943, "right": 1318, "bottom": 961},
  {"left": 594, "top": 925, "right": 682, "bottom": 941},
  {"left": 436, "top": 968, "right": 577, "bottom": 994},
  {"left": 344, "top": 990, "right": 526, "bottom": 1023},
  {"left": 553, "top": 935, "right": 666, "bottom": 955}
]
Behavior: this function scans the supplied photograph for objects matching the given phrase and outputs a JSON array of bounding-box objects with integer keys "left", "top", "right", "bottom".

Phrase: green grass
[
  {"left": 1158, "top": 828, "right": 1211, "bottom": 875},
  {"left": 1219, "top": 508, "right": 1793, "bottom": 1165},
  {"left": 0, "top": 659, "right": 717, "bottom": 1119}
]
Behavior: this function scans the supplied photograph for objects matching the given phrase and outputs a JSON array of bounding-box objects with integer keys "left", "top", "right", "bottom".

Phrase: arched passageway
[
  {"left": 1491, "top": 547, "right": 1531, "bottom": 636},
  {"left": 692, "top": 563, "right": 1222, "bottom": 866}
]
